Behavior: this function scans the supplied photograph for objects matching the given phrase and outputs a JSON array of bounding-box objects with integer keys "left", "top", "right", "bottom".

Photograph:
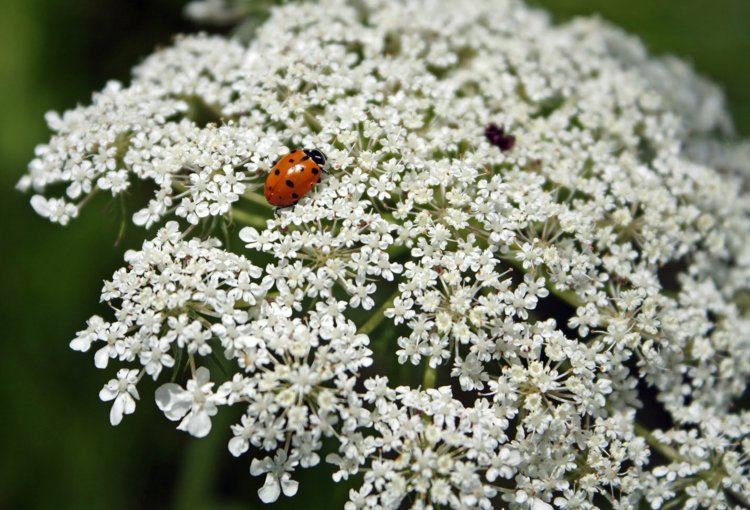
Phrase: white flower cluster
[
  {"left": 644, "top": 412, "right": 750, "bottom": 509},
  {"left": 335, "top": 380, "right": 523, "bottom": 509},
  {"left": 22, "top": 0, "right": 750, "bottom": 507},
  {"left": 72, "top": 221, "right": 373, "bottom": 496}
]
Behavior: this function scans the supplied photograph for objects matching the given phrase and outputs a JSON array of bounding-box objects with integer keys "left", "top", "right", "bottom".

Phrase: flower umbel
[{"left": 21, "top": 0, "right": 750, "bottom": 507}]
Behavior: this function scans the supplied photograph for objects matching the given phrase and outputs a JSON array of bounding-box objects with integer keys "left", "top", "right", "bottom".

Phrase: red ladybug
[{"left": 264, "top": 149, "right": 326, "bottom": 207}]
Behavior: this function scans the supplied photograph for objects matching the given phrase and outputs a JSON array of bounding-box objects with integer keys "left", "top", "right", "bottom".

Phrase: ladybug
[{"left": 264, "top": 149, "right": 327, "bottom": 207}]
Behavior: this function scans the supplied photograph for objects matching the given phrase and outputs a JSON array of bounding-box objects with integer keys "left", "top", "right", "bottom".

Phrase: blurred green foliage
[
  {"left": 0, "top": 1, "right": 747, "bottom": 509},
  {"left": 533, "top": 0, "right": 750, "bottom": 135}
]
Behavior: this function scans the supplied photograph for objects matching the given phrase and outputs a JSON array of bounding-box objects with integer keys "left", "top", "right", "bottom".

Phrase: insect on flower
[
  {"left": 264, "top": 149, "right": 326, "bottom": 207},
  {"left": 484, "top": 123, "right": 516, "bottom": 152}
]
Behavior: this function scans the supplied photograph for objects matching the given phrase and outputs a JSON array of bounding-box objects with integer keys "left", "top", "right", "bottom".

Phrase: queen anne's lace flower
[{"left": 21, "top": 0, "right": 750, "bottom": 507}]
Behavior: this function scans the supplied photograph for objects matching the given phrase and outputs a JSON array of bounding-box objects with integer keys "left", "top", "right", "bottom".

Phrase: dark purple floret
[{"left": 484, "top": 123, "right": 516, "bottom": 152}]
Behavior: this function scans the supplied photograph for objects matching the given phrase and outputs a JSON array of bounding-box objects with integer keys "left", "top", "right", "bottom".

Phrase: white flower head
[{"left": 25, "top": 0, "right": 750, "bottom": 507}]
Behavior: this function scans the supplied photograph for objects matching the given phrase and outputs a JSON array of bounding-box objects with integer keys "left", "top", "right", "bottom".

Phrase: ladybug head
[{"left": 305, "top": 148, "right": 327, "bottom": 166}]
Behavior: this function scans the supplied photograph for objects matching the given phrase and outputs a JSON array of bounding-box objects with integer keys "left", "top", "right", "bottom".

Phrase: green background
[{"left": 0, "top": 1, "right": 747, "bottom": 508}]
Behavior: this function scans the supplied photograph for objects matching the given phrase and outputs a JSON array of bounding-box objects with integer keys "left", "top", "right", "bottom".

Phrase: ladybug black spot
[
  {"left": 285, "top": 180, "right": 295, "bottom": 188},
  {"left": 274, "top": 169, "right": 280, "bottom": 175},
  {"left": 291, "top": 192, "right": 299, "bottom": 199},
  {"left": 312, "top": 167, "right": 319, "bottom": 175},
  {"left": 301, "top": 155, "right": 310, "bottom": 161},
  {"left": 288, "top": 158, "right": 295, "bottom": 163}
]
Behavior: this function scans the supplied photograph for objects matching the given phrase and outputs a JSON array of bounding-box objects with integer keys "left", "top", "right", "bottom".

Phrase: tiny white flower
[
  {"left": 99, "top": 368, "right": 140, "bottom": 425},
  {"left": 250, "top": 451, "right": 299, "bottom": 503},
  {"left": 155, "top": 367, "right": 226, "bottom": 438}
]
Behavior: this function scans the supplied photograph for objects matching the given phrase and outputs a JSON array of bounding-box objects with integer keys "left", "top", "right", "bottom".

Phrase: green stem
[
  {"left": 241, "top": 189, "right": 269, "bottom": 208},
  {"left": 358, "top": 288, "right": 400, "bottom": 335},
  {"left": 303, "top": 110, "right": 322, "bottom": 133},
  {"left": 173, "top": 411, "right": 235, "bottom": 510},
  {"left": 634, "top": 422, "right": 681, "bottom": 461},
  {"left": 231, "top": 208, "right": 268, "bottom": 229},
  {"left": 422, "top": 364, "right": 437, "bottom": 389}
]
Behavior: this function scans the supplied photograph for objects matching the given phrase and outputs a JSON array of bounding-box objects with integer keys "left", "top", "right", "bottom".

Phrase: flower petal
[{"left": 258, "top": 474, "right": 280, "bottom": 504}]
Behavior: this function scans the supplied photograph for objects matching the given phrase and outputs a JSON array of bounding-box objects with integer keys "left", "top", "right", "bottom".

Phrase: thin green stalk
[
  {"left": 173, "top": 411, "right": 235, "bottom": 510},
  {"left": 422, "top": 365, "right": 437, "bottom": 389},
  {"left": 358, "top": 288, "right": 400, "bottom": 335},
  {"left": 241, "top": 189, "right": 269, "bottom": 208},
  {"left": 634, "top": 422, "right": 681, "bottom": 461},
  {"left": 232, "top": 207, "right": 268, "bottom": 229}
]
